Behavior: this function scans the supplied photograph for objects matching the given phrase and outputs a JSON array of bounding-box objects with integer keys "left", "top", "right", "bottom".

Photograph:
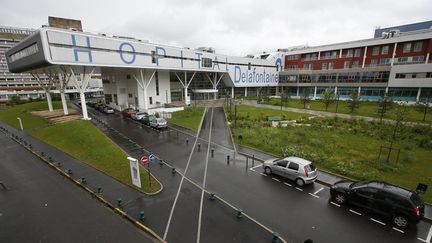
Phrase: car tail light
[
  {"left": 304, "top": 166, "right": 309, "bottom": 177},
  {"left": 413, "top": 207, "right": 420, "bottom": 218}
]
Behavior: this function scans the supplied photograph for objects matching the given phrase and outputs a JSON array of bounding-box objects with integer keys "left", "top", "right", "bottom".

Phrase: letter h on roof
[{"left": 71, "top": 34, "right": 93, "bottom": 63}]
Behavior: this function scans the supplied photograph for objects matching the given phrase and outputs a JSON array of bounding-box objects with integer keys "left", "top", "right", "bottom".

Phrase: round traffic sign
[
  {"left": 149, "top": 154, "right": 155, "bottom": 163},
  {"left": 140, "top": 156, "right": 148, "bottom": 166}
]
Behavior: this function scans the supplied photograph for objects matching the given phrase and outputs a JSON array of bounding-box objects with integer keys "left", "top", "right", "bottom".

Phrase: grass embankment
[
  {"left": 31, "top": 120, "right": 161, "bottom": 193},
  {"left": 0, "top": 101, "right": 63, "bottom": 129},
  {"left": 0, "top": 101, "right": 161, "bottom": 194},
  {"left": 168, "top": 107, "right": 205, "bottom": 131},
  {"left": 228, "top": 105, "right": 432, "bottom": 203},
  {"left": 264, "top": 98, "right": 432, "bottom": 123}
]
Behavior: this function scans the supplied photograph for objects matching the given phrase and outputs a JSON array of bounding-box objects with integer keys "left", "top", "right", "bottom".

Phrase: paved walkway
[{"left": 240, "top": 99, "right": 431, "bottom": 126}]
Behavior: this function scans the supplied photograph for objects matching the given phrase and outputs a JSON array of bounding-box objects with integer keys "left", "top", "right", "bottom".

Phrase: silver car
[
  {"left": 150, "top": 117, "right": 167, "bottom": 129},
  {"left": 262, "top": 156, "right": 317, "bottom": 186}
]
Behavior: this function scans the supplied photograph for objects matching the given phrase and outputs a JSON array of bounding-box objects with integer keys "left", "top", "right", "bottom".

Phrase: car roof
[
  {"left": 367, "top": 181, "right": 412, "bottom": 198},
  {"left": 284, "top": 156, "right": 312, "bottom": 165}
]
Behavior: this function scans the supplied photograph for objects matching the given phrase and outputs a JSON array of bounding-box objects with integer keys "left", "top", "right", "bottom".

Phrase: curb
[{"left": 0, "top": 126, "right": 165, "bottom": 242}]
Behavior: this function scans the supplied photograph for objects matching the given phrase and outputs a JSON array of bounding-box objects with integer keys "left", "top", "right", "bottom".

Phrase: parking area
[{"left": 86, "top": 104, "right": 432, "bottom": 243}]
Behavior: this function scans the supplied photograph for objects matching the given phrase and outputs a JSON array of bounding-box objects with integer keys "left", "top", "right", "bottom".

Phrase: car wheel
[
  {"left": 264, "top": 167, "right": 272, "bottom": 175},
  {"left": 393, "top": 215, "right": 408, "bottom": 228},
  {"left": 296, "top": 178, "right": 305, "bottom": 187},
  {"left": 333, "top": 193, "right": 347, "bottom": 204}
]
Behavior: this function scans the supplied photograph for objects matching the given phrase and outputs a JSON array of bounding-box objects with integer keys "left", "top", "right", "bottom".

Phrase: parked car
[
  {"left": 140, "top": 114, "right": 156, "bottom": 126},
  {"left": 150, "top": 117, "right": 168, "bottom": 129},
  {"left": 262, "top": 156, "right": 317, "bottom": 186},
  {"left": 122, "top": 108, "right": 136, "bottom": 117},
  {"left": 330, "top": 180, "right": 425, "bottom": 228},
  {"left": 131, "top": 112, "right": 148, "bottom": 121},
  {"left": 95, "top": 104, "right": 106, "bottom": 111},
  {"left": 103, "top": 106, "right": 114, "bottom": 114}
]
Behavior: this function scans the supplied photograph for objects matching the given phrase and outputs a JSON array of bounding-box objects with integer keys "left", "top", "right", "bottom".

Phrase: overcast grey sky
[{"left": 1, "top": 0, "right": 431, "bottom": 55}]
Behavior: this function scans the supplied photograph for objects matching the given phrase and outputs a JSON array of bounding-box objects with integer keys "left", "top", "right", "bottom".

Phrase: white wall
[{"left": 388, "top": 63, "right": 432, "bottom": 87}]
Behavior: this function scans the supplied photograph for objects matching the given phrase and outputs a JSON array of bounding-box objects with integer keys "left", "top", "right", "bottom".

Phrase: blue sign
[{"left": 149, "top": 154, "right": 155, "bottom": 163}]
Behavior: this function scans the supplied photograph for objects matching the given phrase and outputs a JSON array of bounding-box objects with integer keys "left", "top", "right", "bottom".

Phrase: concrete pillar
[
  {"left": 318, "top": 51, "right": 321, "bottom": 60},
  {"left": 60, "top": 91, "right": 68, "bottom": 115},
  {"left": 416, "top": 87, "right": 422, "bottom": 102},
  {"left": 358, "top": 86, "right": 361, "bottom": 96},
  {"left": 79, "top": 91, "right": 89, "bottom": 120},
  {"left": 339, "top": 49, "right": 342, "bottom": 58},
  {"left": 313, "top": 86, "right": 317, "bottom": 99},
  {"left": 425, "top": 53, "right": 430, "bottom": 64},
  {"left": 385, "top": 86, "right": 389, "bottom": 95},
  {"left": 184, "top": 87, "right": 189, "bottom": 106},
  {"left": 46, "top": 91, "right": 53, "bottom": 112},
  {"left": 296, "top": 86, "right": 299, "bottom": 97},
  {"left": 231, "top": 87, "right": 234, "bottom": 98},
  {"left": 362, "top": 46, "right": 368, "bottom": 68},
  {"left": 244, "top": 87, "right": 247, "bottom": 97},
  {"left": 391, "top": 43, "right": 398, "bottom": 66},
  {"left": 334, "top": 86, "right": 338, "bottom": 95}
]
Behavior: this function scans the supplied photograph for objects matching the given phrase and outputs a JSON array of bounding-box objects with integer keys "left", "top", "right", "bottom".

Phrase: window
[
  {"left": 311, "top": 53, "right": 317, "bottom": 59},
  {"left": 155, "top": 71, "right": 159, "bottom": 96},
  {"left": 372, "top": 47, "right": 380, "bottom": 56},
  {"left": 128, "top": 93, "right": 133, "bottom": 98},
  {"left": 322, "top": 63, "right": 327, "bottom": 70},
  {"left": 331, "top": 51, "right": 337, "bottom": 58},
  {"left": 346, "top": 49, "right": 353, "bottom": 57},
  {"left": 352, "top": 60, "right": 360, "bottom": 68},
  {"left": 344, "top": 61, "right": 350, "bottom": 69},
  {"left": 354, "top": 49, "right": 361, "bottom": 57},
  {"left": 149, "top": 97, "right": 153, "bottom": 105},
  {"left": 381, "top": 46, "right": 389, "bottom": 55},
  {"left": 276, "top": 159, "right": 288, "bottom": 167},
  {"left": 248, "top": 62, "right": 251, "bottom": 70},
  {"left": 328, "top": 62, "right": 334, "bottom": 70},
  {"left": 287, "top": 65, "right": 298, "bottom": 70},
  {"left": 370, "top": 59, "right": 377, "bottom": 66},
  {"left": 151, "top": 51, "right": 156, "bottom": 63},
  {"left": 395, "top": 73, "right": 406, "bottom": 79},
  {"left": 403, "top": 43, "right": 411, "bottom": 53},
  {"left": 414, "top": 41, "right": 423, "bottom": 52},
  {"left": 303, "top": 64, "right": 313, "bottom": 70},
  {"left": 380, "top": 58, "right": 391, "bottom": 65},
  {"left": 288, "top": 162, "right": 299, "bottom": 171},
  {"left": 305, "top": 54, "right": 310, "bottom": 60},
  {"left": 287, "top": 55, "right": 297, "bottom": 60},
  {"left": 412, "top": 56, "right": 425, "bottom": 62},
  {"left": 356, "top": 188, "right": 378, "bottom": 198},
  {"left": 202, "top": 57, "right": 212, "bottom": 68}
]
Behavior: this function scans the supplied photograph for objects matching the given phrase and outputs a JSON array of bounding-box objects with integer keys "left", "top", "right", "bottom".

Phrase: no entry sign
[{"left": 140, "top": 156, "right": 148, "bottom": 166}]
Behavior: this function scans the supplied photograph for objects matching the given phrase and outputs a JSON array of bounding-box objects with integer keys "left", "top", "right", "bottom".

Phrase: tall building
[{"left": 281, "top": 26, "right": 432, "bottom": 102}]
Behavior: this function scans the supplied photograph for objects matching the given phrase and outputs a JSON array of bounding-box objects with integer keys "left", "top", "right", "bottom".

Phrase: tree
[
  {"left": 321, "top": 88, "right": 335, "bottom": 111},
  {"left": 347, "top": 91, "right": 360, "bottom": 113},
  {"left": 377, "top": 95, "right": 392, "bottom": 121},
  {"left": 416, "top": 92, "right": 432, "bottom": 122},
  {"left": 385, "top": 105, "right": 407, "bottom": 163},
  {"left": 300, "top": 89, "right": 311, "bottom": 109}
]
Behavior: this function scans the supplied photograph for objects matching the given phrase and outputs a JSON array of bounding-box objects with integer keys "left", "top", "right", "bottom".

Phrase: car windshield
[
  {"left": 156, "top": 118, "right": 166, "bottom": 123},
  {"left": 305, "top": 164, "right": 315, "bottom": 172},
  {"left": 350, "top": 181, "right": 368, "bottom": 189}
]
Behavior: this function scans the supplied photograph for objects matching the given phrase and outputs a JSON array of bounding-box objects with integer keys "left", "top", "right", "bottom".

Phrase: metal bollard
[
  {"left": 97, "top": 187, "right": 103, "bottom": 193},
  {"left": 57, "top": 162, "right": 61, "bottom": 167},
  {"left": 139, "top": 211, "right": 145, "bottom": 221},
  {"left": 67, "top": 169, "right": 72, "bottom": 174},
  {"left": 211, "top": 148, "right": 214, "bottom": 158},
  {"left": 198, "top": 143, "right": 201, "bottom": 152},
  {"left": 81, "top": 177, "right": 86, "bottom": 184},
  {"left": 186, "top": 138, "right": 189, "bottom": 146},
  {"left": 117, "top": 198, "right": 122, "bottom": 207},
  {"left": 210, "top": 192, "right": 215, "bottom": 201},
  {"left": 237, "top": 209, "right": 243, "bottom": 218},
  {"left": 41, "top": 152, "right": 45, "bottom": 157},
  {"left": 272, "top": 232, "right": 280, "bottom": 243},
  {"left": 159, "top": 160, "right": 164, "bottom": 166},
  {"left": 172, "top": 167, "right": 176, "bottom": 174},
  {"left": 252, "top": 155, "right": 255, "bottom": 167},
  {"left": 246, "top": 157, "right": 248, "bottom": 169},
  {"left": 48, "top": 157, "right": 53, "bottom": 162},
  {"left": 227, "top": 155, "right": 230, "bottom": 164}
]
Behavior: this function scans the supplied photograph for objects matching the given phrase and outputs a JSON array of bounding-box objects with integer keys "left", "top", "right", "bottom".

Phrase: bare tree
[
  {"left": 377, "top": 95, "right": 392, "bottom": 121},
  {"left": 300, "top": 89, "right": 311, "bottom": 109},
  {"left": 416, "top": 92, "right": 431, "bottom": 121}
]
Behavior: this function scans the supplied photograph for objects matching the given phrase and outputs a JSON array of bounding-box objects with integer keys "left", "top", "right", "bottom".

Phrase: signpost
[
  {"left": 127, "top": 157, "right": 141, "bottom": 188},
  {"left": 148, "top": 153, "right": 155, "bottom": 188}
]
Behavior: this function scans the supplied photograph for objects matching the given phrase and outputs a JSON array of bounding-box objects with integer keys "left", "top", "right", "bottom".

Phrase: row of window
[
  {"left": 280, "top": 71, "right": 390, "bottom": 83},
  {"left": 395, "top": 72, "right": 432, "bottom": 79}
]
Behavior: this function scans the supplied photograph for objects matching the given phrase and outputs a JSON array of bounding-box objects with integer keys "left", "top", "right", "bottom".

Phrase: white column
[
  {"left": 60, "top": 92, "right": 68, "bottom": 115},
  {"left": 425, "top": 53, "right": 430, "bottom": 64},
  {"left": 358, "top": 86, "right": 361, "bottom": 96},
  {"left": 334, "top": 86, "right": 338, "bottom": 95},
  {"left": 339, "top": 49, "right": 342, "bottom": 58},
  {"left": 231, "top": 87, "right": 234, "bottom": 98},
  {"left": 296, "top": 86, "right": 299, "bottom": 97},
  {"left": 318, "top": 51, "right": 321, "bottom": 60},
  {"left": 391, "top": 43, "right": 398, "bottom": 66},
  {"left": 184, "top": 87, "right": 188, "bottom": 105},
  {"left": 385, "top": 86, "right": 389, "bottom": 95},
  {"left": 79, "top": 91, "right": 89, "bottom": 120},
  {"left": 313, "top": 86, "right": 317, "bottom": 99},
  {"left": 46, "top": 91, "right": 53, "bottom": 112},
  {"left": 416, "top": 87, "right": 422, "bottom": 102},
  {"left": 362, "top": 46, "right": 368, "bottom": 68},
  {"left": 244, "top": 87, "right": 248, "bottom": 97}
]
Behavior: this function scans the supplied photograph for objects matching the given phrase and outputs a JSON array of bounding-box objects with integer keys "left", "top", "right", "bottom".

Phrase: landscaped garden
[{"left": 168, "top": 107, "right": 205, "bottom": 131}]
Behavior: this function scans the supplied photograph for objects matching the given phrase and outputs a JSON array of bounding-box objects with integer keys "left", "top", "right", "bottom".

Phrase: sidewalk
[{"left": 235, "top": 143, "right": 432, "bottom": 223}]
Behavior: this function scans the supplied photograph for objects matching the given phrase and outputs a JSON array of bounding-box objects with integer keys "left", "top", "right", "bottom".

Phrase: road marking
[
  {"left": 260, "top": 173, "right": 268, "bottom": 177},
  {"left": 369, "top": 218, "right": 386, "bottom": 226},
  {"left": 330, "top": 202, "right": 340, "bottom": 207},
  {"left": 308, "top": 193, "right": 319, "bottom": 198},
  {"left": 392, "top": 227, "right": 404, "bottom": 234},
  {"left": 197, "top": 108, "right": 214, "bottom": 243},
  {"left": 314, "top": 187, "right": 324, "bottom": 195},
  {"left": 417, "top": 237, "right": 428, "bottom": 243},
  {"left": 283, "top": 182, "right": 292, "bottom": 187},
  {"left": 250, "top": 164, "right": 262, "bottom": 170},
  {"left": 295, "top": 187, "right": 303, "bottom": 191},
  {"left": 349, "top": 209, "right": 362, "bottom": 216},
  {"left": 163, "top": 108, "right": 207, "bottom": 241},
  {"left": 426, "top": 225, "right": 432, "bottom": 242},
  {"left": 272, "top": 177, "right": 280, "bottom": 182}
]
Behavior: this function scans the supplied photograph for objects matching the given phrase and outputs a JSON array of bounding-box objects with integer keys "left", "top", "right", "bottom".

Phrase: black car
[{"left": 330, "top": 180, "right": 425, "bottom": 228}]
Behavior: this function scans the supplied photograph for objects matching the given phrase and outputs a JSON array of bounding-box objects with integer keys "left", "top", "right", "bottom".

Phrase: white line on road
[
  {"left": 314, "top": 187, "right": 324, "bottom": 195},
  {"left": 283, "top": 182, "right": 292, "bottom": 187},
  {"left": 295, "top": 187, "right": 303, "bottom": 191},
  {"left": 369, "top": 218, "right": 386, "bottom": 226},
  {"left": 163, "top": 108, "right": 207, "bottom": 241},
  {"left": 417, "top": 237, "right": 428, "bottom": 243},
  {"left": 330, "top": 202, "right": 340, "bottom": 207},
  {"left": 349, "top": 209, "right": 362, "bottom": 216},
  {"left": 260, "top": 173, "right": 268, "bottom": 177},
  {"left": 197, "top": 108, "right": 214, "bottom": 243},
  {"left": 426, "top": 225, "right": 432, "bottom": 243},
  {"left": 392, "top": 227, "right": 404, "bottom": 234},
  {"left": 308, "top": 193, "right": 319, "bottom": 198},
  {"left": 272, "top": 177, "right": 280, "bottom": 182},
  {"left": 250, "top": 164, "right": 262, "bottom": 170}
]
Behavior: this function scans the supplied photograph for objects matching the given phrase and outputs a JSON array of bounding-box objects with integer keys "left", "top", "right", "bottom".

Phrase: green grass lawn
[
  {"left": 168, "top": 107, "right": 205, "bottom": 131},
  {"left": 0, "top": 101, "right": 63, "bottom": 130},
  {"left": 31, "top": 120, "right": 161, "bottom": 194},
  {"left": 265, "top": 98, "right": 432, "bottom": 123},
  {"left": 226, "top": 104, "right": 311, "bottom": 121},
  {"left": 228, "top": 105, "right": 432, "bottom": 203}
]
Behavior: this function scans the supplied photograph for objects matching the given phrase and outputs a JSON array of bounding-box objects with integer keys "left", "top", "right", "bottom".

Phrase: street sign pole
[{"left": 148, "top": 162, "right": 151, "bottom": 188}]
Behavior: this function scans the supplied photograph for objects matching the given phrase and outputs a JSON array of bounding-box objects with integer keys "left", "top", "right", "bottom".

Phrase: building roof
[{"left": 374, "top": 20, "right": 432, "bottom": 38}]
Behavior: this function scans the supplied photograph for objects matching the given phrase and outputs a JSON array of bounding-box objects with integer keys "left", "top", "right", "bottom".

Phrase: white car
[
  {"left": 131, "top": 112, "right": 148, "bottom": 121},
  {"left": 103, "top": 106, "right": 114, "bottom": 114},
  {"left": 262, "top": 156, "right": 318, "bottom": 186},
  {"left": 150, "top": 118, "right": 167, "bottom": 129}
]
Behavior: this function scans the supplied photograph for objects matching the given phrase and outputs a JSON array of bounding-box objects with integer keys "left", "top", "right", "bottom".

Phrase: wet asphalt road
[
  {"left": 0, "top": 133, "right": 155, "bottom": 243},
  {"left": 89, "top": 106, "right": 432, "bottom": 243}
]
